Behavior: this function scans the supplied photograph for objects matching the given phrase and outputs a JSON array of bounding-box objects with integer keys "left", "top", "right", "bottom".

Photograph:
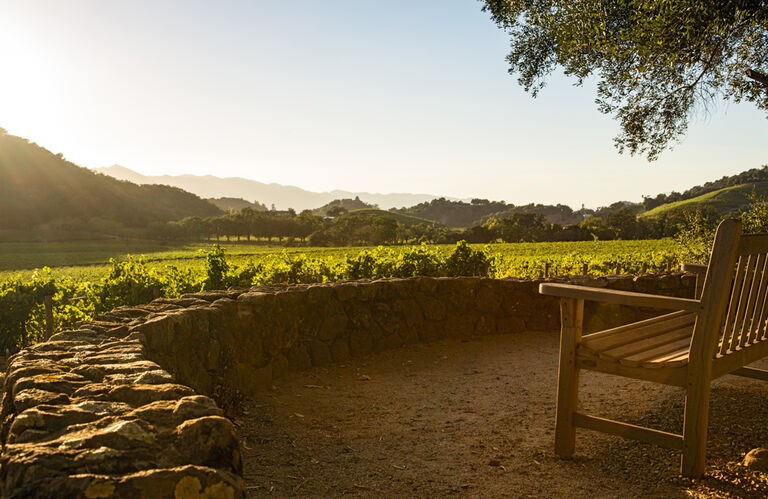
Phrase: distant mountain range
[{"left": 93, "top": 165, "right": 449, "bottom": 211}]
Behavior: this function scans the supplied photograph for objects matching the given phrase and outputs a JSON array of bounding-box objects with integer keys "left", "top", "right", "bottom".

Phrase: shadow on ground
[{"left": 234, "top": 331, "right": 768, "bottom": 498}]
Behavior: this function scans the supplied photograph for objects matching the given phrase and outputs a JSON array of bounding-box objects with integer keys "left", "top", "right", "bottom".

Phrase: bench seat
[{"left": 579, "top": 311, "right": 696, "bottom": 368}]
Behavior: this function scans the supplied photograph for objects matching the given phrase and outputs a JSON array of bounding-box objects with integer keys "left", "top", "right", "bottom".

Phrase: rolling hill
[
  {"left": 207, "top": 197, "right": 268, "bottom": 212},
  {"left": 639, "top": 182, "right": 768, "bottom": 218},
  {"left": 0, "top": 129, "right": 222, "bottom": 236},
  {"left": 348, "top": 209, "right": 442, "bottom": 227}
]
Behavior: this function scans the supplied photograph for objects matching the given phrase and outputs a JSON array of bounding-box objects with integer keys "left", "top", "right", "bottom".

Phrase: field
[
  {"left": 0, "top": 237, "right": 688, "bottom": 353},
  {"left": 0, "top": 238, "right": 681, "bottom": 282}
]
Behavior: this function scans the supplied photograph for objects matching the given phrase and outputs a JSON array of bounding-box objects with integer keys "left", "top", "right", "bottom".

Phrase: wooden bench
[{"left": 539, "top": 219, "right": 768, "bottom": 478}]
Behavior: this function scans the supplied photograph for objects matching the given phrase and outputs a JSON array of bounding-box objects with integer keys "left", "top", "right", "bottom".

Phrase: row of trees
[
  {"left": 148, "top": 208, "right": 446, "bottom": 246},
  {"left": 458, "top": 208, "right": 692, "bottom": 244},
  {"left": 147, "top": 208, "right": 322, "bottom": 243},
  {"left": 146, "top": 203, "right": 707, "bottom": 246}
]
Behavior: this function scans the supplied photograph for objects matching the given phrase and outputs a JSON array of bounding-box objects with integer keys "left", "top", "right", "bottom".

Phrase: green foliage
[
  {"left": 160, "top": 266, "right": 198, "bottom": 298},
  {"left": 673, "top": 192, "right": 768, "bottom": 264},
  {"left": 95, "top": 257, "right": 165, "bottom": 312},
  {"left": 0, "top": 271, "right": 55, "bottom": 352},
  {"left": 278, "top": 253, "right": 332, "bottom": 284},
  {"left": 483, "top": 1, "right": 768, "bottom": 160},
  {"left": 201, "top": 245, "right": 230, "bottom": 290},
  {"left": 444, "top": 241, "right": 494, "bottom": 277},
  {"left": 0, "top": 239, "right": 687, "bottom": 351},
  {"left": 740, "top": 191, "right": 768, "bottom": 233},
  {"left": 674, "top": 209, "right": 719, "bottom": 264},
  {"left": 492, "top": 240, "right": 677, "bottom": 277}
]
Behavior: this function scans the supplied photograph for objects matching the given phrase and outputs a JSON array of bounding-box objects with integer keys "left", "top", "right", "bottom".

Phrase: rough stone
[
  {"left": 286, "top": 344, "right": 312, "bottom": 371},
  {"left": 476, "top": 284, "right": 503, "bottom": 313},
  {"left": 0, "top": 273, "right": 695, "bottom": 499},
  {"left": 308, "top": 340, "right": 333, "bottom": 366},
  {"left": 421, "top": 297, "right": 447, "bottom": 321},
  {"left": 743, "top": 447, "right": 768, "bottom": 471},
  {"left": 13, "top": 389, "right": 70, "bottom": 413},
  {"left": 330, "top": 339, "right": 351, "bottom": 363},
  {"left": 174, "top": 416, "right": 242, "bottom": 473}
]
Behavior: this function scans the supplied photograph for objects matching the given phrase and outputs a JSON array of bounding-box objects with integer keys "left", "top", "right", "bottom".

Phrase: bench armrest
[
  {"left": 682, "top": 263, "right": 707, "bottom": 275},
  {"left": 538, "top": 283, "right": 701, "bottom": 312}
]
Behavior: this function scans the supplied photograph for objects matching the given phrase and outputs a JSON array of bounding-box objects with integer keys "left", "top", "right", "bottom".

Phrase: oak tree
[{"left": 483, "top": 0, "right": 768, "bottom": 159}]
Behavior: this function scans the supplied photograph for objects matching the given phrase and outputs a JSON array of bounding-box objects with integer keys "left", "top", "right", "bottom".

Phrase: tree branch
[{"left": 746, "top": 68, "right": 768, "bottom": 87}]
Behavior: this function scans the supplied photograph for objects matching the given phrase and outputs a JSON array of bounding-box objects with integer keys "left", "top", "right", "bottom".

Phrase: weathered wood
[
  {"left": 539, "top": 283, "right": 700, "bottom": 312},
  {"left": 642, "top": 350, "right": 689, "bottom": 369},
  {"left": 682, "top": 219, "right": 742, "bottom": 478},
  {"left": 747, "top": 255, "right": 768, "bottom": 344},
  {"left": 739, "top": 254, "right": 765, "bottom": 348},
  {"left": 599, "top": 327, "right": 692, "bottom": 361},
  {"left": 574, "top": 413, "right": 683, "bottom": 450},
  {"left": 581, "top": 311, "right": 695, "bottom": 353},
  {"left": 682, "top": 376, "right": 710, "bottom": 477},
  {"left": 545, "top": 219, "right": 768, "bottom": 479},
  {"left": 731, "top": 254, "right": 758, "bottom": 351},
  {"left": 576, "top": 356, "right": 688, "bottom": 385},
  {"left": 721, "top": 255, "right": 748, "bottom": 355},
  {"left": 619, "top": 336, "right": 692, "bottom": 366},
  {"left": 738, "top": 233, "right": 768, "bottom": 256},
  {"left": 754, "top": 262, "right": 768, "bottom": 343},
  {"left": 730, "top": 366, "right": 768, "bottom": 381},
  {"left": 554, "top": 298, "right": 583, "bottom": 457},
  {"left": 712, "top": 339, "right": 768, "bottom": 379}
]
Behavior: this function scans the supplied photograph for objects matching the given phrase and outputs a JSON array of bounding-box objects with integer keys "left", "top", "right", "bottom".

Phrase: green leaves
[{"left": 483, "top": 0, "right": 768, "bottom": 160}]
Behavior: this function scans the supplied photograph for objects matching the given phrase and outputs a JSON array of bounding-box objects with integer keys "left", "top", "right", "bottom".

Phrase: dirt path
[{"left": 234, "top": 331, "right": 768, "bottom": 497}]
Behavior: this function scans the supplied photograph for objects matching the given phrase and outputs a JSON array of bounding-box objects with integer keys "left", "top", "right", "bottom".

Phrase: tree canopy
[{"left": 483, "top": 0, "right": 768, "bottom": 159}]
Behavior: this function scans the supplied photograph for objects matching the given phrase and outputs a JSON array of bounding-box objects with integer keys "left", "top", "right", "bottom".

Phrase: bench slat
[
  {"left": 643, "top": 349, "right": 690, "bottom": 368},
  {"left": 720, "top": 256, "right": 748, "bottom": 356},
  {"left": 581, "top": 311, "right": 695, "bottom": 352},
  {"left": 753, "top": 256, "right": 768, "bottom": 342},
  {"left": 574, "top": 413, "right": 683, "bottom": 450},
  {"left": 746, "top": 255, "right": 768, "bottom": 344},
  {"left": 595, "top": 326, "right": 693, "bottom": 361},
  {"left": 619, "top": 336, "right": 693, "bottom": 366},
  {"left": 729, "top": 254, "right": 758, "bottom": 352},
  {"left": 738, "top": 234, "right": 768, "bottom": 256}
]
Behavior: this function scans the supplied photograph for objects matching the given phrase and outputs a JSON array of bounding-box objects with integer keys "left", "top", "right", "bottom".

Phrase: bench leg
[
  {"left": 555, "top": 298, "right": 583, "bottom": 457},
  {"left": 681, "top": 377, "right": 711, "bottom": 478}
]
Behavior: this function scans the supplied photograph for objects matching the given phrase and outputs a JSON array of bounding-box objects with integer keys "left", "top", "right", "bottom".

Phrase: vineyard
[{"left": 0, "top": 238, "right": 692, "bottom": 354}]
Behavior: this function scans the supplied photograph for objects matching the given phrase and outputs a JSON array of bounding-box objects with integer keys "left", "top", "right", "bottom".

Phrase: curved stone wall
[{"left": 0, "top": 274, "right": 695, "bottom": 497}]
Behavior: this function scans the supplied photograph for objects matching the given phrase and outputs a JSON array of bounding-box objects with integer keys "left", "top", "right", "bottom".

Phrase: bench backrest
[{"left": 691, "top": 219, "right": 768, "bottom": 363}]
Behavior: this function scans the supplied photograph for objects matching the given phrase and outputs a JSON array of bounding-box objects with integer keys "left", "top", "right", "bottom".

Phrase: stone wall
[
  {"left": 132, "top": 274, "right": 695, "bottom": 399},
  {"left": 0, "top": 274, "right": 695, "bottom": 498}
]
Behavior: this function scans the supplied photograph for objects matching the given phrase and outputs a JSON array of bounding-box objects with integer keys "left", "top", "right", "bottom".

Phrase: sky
[{"left": 0, "top": 0, "right": 766, "bottom": 209}]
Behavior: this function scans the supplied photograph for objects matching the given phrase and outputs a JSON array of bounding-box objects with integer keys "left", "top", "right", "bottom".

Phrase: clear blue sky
[{"left": 1, "top": 0, "right": 766, "bottom": 208}]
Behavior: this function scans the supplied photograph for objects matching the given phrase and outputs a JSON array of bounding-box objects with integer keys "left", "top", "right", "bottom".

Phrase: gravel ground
[{"left": 235, "top": 331, "right": 768, "bottom": 498}]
